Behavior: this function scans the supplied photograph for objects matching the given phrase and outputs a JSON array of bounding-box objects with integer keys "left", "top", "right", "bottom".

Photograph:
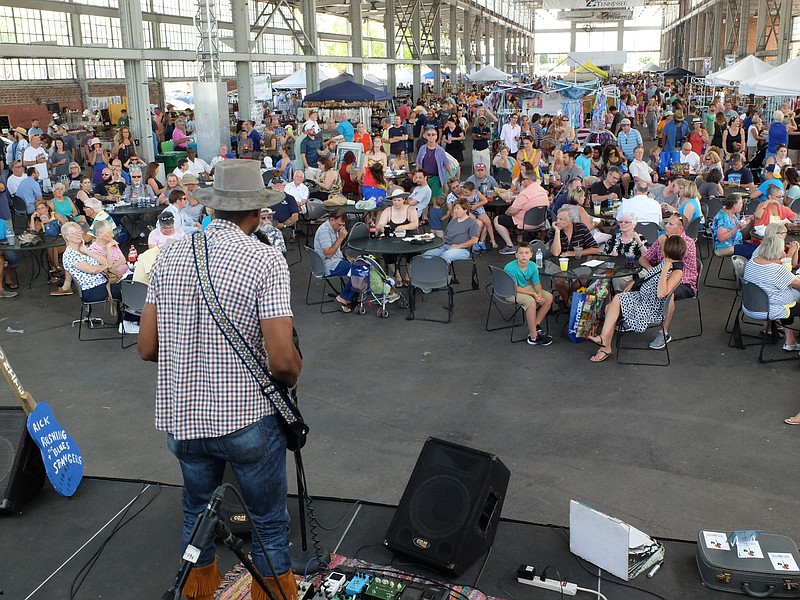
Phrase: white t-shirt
[
  {"left": 7, "top": 174, "right": 26, "bottom": 195},
  {"left": 409, "top": 185, "right": 432, "bottom": 218},
  {"left": 678, "top": 151, "right": 701, "bottom": 174},
  {"left": 23, "top": 145, "right": 49, "bottom": 181},
  {"left": 187, "top": 157, "right": 211, "bottom": 177},
  {"left": 616, "top": 195, "right": 663, "bottom": 225},
  {"left": 628, "top": 159, "right": 654, "bottom": 183}
]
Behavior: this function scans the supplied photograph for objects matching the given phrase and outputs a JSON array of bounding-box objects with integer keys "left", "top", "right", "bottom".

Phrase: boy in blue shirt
[{"left": 503, "top": 242, "right": 553, "bottom": 346}]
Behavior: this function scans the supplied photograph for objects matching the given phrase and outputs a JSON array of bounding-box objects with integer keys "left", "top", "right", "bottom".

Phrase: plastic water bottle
[
  {"left": 7, "top": 230, "right": 15, "bottom": 246},
  {"left": 535, "top": 248, "right": 543, "bottom": 269}
]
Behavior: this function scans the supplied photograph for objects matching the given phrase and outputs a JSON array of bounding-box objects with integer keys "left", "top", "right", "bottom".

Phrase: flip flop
[
  {"left": 784, "top": 417, "right": 800, "bottom": 426},
  {"left": 4, "top": 281, "right": 18, "bottom": 290},
  {"left": 587, "top": 335, "right": 605, "bottom": 348},
  {"left": 590, "top": 348, "right": 613, "bottom": 363},
  {"left": 335, "top": 297, "right": 352, "bottom": 313}
]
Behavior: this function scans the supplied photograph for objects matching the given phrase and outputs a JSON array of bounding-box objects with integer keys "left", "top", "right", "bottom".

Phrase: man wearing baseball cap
[
  {"left": 471, "top": 115, "right": 492, "bottom": 171},
  {"left": 466, "top": 162, "right": 498, "bottom": 195},
  {"left": 616, "top": 118, "right": 643, "bottom": 163}
]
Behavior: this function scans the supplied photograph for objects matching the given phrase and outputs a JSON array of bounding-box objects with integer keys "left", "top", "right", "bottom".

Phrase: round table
[
  {"left": 323, "top": 204, "right": 374, "bottom": 220},
  {"left": 485, "top": 198, "right": 513, "bottom": 218},
  {"left": 106, "top": 204, "right": 164, "bottom": 217},
  {"left": 1, "top": 235, "right": 66, "bottom": 288},
  {"left": 107, "top": 204, "right": 164, "bottom": 242},
  {"left": 546, "top": 253, "right": 641, "bottom": 282},
  {"left": 347, "top": 235, "right": 444, "bottom": 256}
]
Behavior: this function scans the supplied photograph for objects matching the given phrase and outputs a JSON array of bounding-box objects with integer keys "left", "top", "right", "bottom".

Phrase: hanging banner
[
  {"left": 544, "top": 0, "right": 643, "bottom": 8},
  {"left": 253, "top": 74, "right": 273, "bottom": 101},
  {"left": 558, "top": 9, "right": 633, "bottom": 20}
]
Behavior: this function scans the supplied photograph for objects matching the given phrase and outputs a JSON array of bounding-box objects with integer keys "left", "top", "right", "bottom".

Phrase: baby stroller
[{"left": 349, "top": 255, "right": 402, "bottom": 318}]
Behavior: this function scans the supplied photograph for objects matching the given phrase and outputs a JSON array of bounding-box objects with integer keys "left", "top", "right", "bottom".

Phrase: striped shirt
[
  {"left": 145, "top": 219, "right": 293, "bottom": 440},
  {"left": 743, "top": 260, "right": 800, "bottom": 320}
]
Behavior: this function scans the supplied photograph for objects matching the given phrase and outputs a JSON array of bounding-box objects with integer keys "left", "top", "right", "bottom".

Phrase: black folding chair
[
  {"left": 304, "top": 246, "right": 344, "bottom": 314},
  {"left": 615, "top": 292, "right": 674, "bottom": 367},
  {"left": 407, "top": 255, "right": 454, "bottom": 323},
  {"left": 485, "top": 266, "right": 528, "bottom": 342}
]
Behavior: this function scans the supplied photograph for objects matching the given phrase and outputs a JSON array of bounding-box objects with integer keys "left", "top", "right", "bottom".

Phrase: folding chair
[
  {"left": 634, "top": 222, "right": 660, "bottom": 245},
  {"left": 407, "top": 255, "right": 454, "bottom": 323},
  {"left": 615, "top": 292, "right": 674, "bottom": 366},
  {"left": 731, "top": 281, "right": 800, "bottom": 364},
  {"left": 450, "top": 245, "right": 479, "bottom": 292},
  {"left": 301, "top": 199, "right": 327, "bottom": 241},
  {"left": 671, "top": 258, "right": 703, "bottom": 341},
  {"left": 521, "top": 206, "right": 549, "bottom": 242},
  {"left": 304, "top": 246, "right": 344, "bottom": 313},
  {"left": 485, "top": 266, "right": 528, "bottom": 342},
  {"left": 119, "top": 280, "right": 148, "bottom": 349},
  {"left": 71, "top": 279, "right": 120, "bottom": 341},
  {"left": 343, "top": 221, "right": 369, "bottom": 260},
  {"left": 725, "top": 255, "right": 748, "bottom": 333},
  {"left": 11, "top": 196, "right": 28, "bottom": 233}
]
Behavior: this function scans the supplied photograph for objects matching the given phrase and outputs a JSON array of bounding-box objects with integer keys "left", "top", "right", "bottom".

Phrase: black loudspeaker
[
  {"left": 384, "top": 437, "right": 510, "bottom": 575},
  {"left": 0, "top": 406, "right": 45, "bottom": 515},
  {"left": 219, "top": 464, "right": 251, "bottom": 537},
  {"left": 46, "top": 102, "right": 60, "bottom": 113}
]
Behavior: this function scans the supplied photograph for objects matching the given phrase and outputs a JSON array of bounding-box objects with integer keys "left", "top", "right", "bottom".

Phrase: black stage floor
[{"left": 2, "top": 477, "right": 724, "bottom": 599}]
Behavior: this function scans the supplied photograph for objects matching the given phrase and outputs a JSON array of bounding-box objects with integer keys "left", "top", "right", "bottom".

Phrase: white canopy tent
[
  {"left": 739, "top": 57, "right": 800, "bottom": 96},
  {"left": 640, "top": 62, "right": 661, "bottom": 73},
  {"left": 705, "top": 55, "right": 774, "bottom": 87},
  {"left": 467, "top": 65, "right": 511, "bottom": 82},
  {"left": 274, "top": 68, "right": 329, "bottom": 90}
]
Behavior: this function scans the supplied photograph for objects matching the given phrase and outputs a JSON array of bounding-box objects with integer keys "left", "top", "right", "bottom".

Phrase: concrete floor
[
  {"left": 1, "top": 235, "right": 798, "bottom": 546},
  {"left": 2, "top": 127, "right": 798, "bottom": 549}
]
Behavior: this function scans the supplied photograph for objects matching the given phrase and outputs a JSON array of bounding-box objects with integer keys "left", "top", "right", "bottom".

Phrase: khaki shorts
[{"left": 508, "top": 284, "right": 551, "bottom": 309}]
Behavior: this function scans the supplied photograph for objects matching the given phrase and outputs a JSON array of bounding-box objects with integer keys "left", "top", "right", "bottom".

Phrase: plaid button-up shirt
[{"left": 146, "top": 219, "right": 293, "bottom": 440}]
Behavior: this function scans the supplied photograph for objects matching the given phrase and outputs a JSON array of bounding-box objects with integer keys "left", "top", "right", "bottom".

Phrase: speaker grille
[{"left": 409, "top": 475, "right": 471, "bottom": 538}]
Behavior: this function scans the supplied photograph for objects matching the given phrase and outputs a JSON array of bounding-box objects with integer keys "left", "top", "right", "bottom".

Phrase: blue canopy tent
[
  {"left": 319, "top": 72, "right": 381, "bottom": 90},
  {"left": 304, "top": 80, "right": 393, "bottom": 103}
]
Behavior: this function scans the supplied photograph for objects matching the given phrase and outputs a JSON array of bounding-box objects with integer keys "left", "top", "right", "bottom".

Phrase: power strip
[{"left": 517, "top": 566, "right": 577, "bottom": 596}]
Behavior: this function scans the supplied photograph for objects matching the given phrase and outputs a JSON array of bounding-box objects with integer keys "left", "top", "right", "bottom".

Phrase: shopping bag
[
  {"left": 567, "top": 291, "right": 589, "bottom": 343},
  {"left": 657, "top": 151, "right": 681, "bottom": 176},
  {"left": 576, "top": 281, "right": 610, "bottom": 339}
]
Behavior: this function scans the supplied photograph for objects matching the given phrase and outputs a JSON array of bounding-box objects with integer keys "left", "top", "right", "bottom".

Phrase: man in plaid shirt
[{"left": 139, "top": 160, "right": 302, "bottom": 600}]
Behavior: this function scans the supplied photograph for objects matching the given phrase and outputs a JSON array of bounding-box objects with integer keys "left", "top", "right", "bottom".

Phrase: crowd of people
[{"left": 3, "top": 76, "right": 800, "bottom": 418}]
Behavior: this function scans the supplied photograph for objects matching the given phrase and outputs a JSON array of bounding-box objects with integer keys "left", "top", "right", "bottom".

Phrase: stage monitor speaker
[
  {"left": 0, "top": 115, "right": 10, "bottom": 131},
  {"left": 384, "top": 437, "right": 510, "bottom": 576},
  {"left": 0, "top": 406, "right": 45, "bottom": 515},
  {"left": 220, "top": 464, "right": 251, "bottom": 537}
]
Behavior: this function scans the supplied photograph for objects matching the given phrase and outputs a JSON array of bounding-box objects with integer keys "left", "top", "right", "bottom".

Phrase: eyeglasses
[
  {"left": 619, "top": 220, "right": 634, "bottom": 224},
  {"left": 131, "top": 175, "right": 142, "bottom": 179}
]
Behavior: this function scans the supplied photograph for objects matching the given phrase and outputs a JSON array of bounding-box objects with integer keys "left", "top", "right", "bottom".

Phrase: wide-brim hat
[
  {"left": 89, "top": 137, "right": 101, "bottom": 146},
  {"left": 13, "top": 127, "right": 27, "bottom": 137},
  {"left": 180, "top": 174, "right": 199, "bottom": 185},
  {"left": 193, "top": 159, "right": 283, "bottom": 210},
  {"left": 388, "top": 188, "right": 410, "bottom": 199}
]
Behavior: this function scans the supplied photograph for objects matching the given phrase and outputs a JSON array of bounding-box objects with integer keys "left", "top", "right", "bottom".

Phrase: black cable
[
  {"left": 69, "top": 483, "right": 161, "bottom": 599},
  {"left": 223, "top": 483, "right": 291, "bottom": 600},
  {"left": 296, "top": 454, "right": 330, "bottom": 570},
  {"left": 540, "top": 566, "right": 564, "bottom": 600}
]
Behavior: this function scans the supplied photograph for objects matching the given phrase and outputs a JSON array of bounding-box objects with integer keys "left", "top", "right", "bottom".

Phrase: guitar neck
[{"left": 0, "top": 344, "right": 38, "bottom": 415}]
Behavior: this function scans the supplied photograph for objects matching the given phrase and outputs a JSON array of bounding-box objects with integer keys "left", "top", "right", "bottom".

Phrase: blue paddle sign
[{"left": 26, "top": 402, "right": 84, "bottom": 497}]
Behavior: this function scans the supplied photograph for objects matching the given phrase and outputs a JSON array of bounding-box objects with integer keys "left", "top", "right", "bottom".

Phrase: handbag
[
  {"left": 191, "top": 232, "right": 309, "bottom": 451},
  {"left": 43, "top": 219, "right": 61, "bottom": 238}
]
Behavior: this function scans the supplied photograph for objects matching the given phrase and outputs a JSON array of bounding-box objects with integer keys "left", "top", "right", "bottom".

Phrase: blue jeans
[
  {"left": 423, "top": 244, "right": 470, "bottom": 264},
  {"left": 166, "top": 415, "right": 291, "bottom": 575},
  {"left": 328, "top": 259, "right": 356, "bottom": 301}
]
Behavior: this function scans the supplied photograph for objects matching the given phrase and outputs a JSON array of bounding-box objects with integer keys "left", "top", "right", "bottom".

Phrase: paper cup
[{"left": 781, "top": 257, "right": 792, "bottom": 270}]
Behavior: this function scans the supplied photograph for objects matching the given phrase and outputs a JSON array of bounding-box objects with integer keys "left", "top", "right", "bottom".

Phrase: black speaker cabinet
[
  {"left": 0, "top": 406, "right": 45, "bottom": 515},
  {"left": 384, "top": 437, "right": 510, "bottom": 575},
  {"left": 220, "top": 464, "right": 251, "bottom": 537}
]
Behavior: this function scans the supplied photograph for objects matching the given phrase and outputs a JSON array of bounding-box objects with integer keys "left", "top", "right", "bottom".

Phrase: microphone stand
[
  {"left": 161, "top": 485, "right": 277, "bottom": 600},
  {"left": 290, "top": 448, "right": 329, "bottom": 576}
]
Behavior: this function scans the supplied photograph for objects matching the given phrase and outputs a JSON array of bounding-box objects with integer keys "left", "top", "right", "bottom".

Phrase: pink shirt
[
  {"left": 171, "top": 127, "right": 188, "bottom": 149},
  {"left": 642, "top": 232, "right": 698, "bottom": 292},
  {"left": 89, "top": 242, "right": 130, "bottom": 277},
  {"left": 510, "top": 183, "right": 549, "bottom": 229}
]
